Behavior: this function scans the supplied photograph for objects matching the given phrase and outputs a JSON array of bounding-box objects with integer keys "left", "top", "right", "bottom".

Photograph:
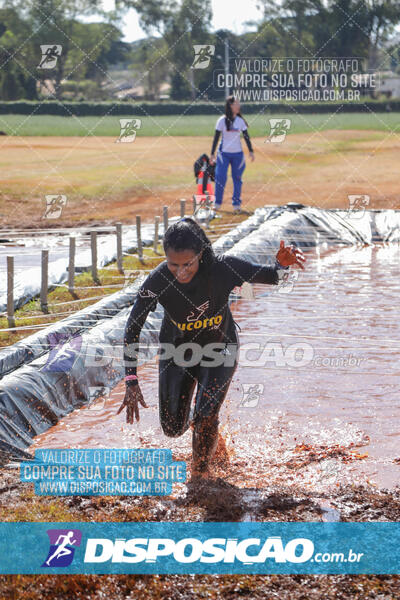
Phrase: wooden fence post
[
  {"left": 116, "top": 222, "right": 123, "bottom": 273},
  {"left": 6, "top": 256, "right": 15, "bottom": 329},
  {"left": 180, "top": 199, "right": 186, "bottom": 218},
  {"left": 136, "top": 215, "right": 143, "bottom": 262},
  {"left": 40, "top": 249, "right": 49, "bottom": 313},
  {"left": 163, "top": 205, "right": 168, "bottom": 234},
  {"left": 153, "top": 216, "right": 160, "bottom": 254},
  {"left": 68, "top": 237, "right": 75, "bottom": 294},
  {"left": 91, "top": 231, "right": 99, "bottom": 283}
]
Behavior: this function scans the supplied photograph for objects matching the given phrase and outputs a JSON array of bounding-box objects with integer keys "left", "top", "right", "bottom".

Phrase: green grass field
[{"left": 0, "top": 112, "right": 399, "bottom": 136}]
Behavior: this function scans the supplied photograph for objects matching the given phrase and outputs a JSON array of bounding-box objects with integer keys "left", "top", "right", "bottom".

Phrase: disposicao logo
[
  {"left": 42, "top": 529, "right": 82, "bottom": 567},
  {"left": 83, "top": 536, "right": 314, "bottom": 564}
]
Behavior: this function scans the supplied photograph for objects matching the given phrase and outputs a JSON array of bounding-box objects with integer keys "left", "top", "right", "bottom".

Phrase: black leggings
[{"left": 158, "top": 342, "right": 239, "bottom": 438}]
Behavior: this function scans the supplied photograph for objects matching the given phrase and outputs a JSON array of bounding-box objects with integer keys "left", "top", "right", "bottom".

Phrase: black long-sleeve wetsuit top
[{"left": 123, "top": 254, "right": 281, "bottom": 379}]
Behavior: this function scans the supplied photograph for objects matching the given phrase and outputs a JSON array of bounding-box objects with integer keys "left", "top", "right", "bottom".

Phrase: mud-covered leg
[
  {"left": 191, "top": 414, "right": 219, "bottom": 479},
  {"left": 190, "top": 341, "right": 239, "bottom": 480}
]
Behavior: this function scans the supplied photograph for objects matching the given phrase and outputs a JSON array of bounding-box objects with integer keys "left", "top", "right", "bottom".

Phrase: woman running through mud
[{"left": 119, "top": 218, "right": 305, "bottom": 480}]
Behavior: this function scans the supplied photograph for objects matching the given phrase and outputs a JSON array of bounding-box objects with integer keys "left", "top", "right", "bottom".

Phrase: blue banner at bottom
[{"left": 0, "top": 522, "right": 399, "bottom": 574}]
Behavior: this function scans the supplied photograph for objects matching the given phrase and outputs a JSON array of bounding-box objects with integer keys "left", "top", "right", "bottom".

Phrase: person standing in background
[{"left": 210, "top": 96, "right": 254, "bottom": 214}]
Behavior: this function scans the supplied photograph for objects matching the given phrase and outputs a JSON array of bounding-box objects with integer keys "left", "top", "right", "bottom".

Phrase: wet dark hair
[
  {"left": 163, "top": 217, "right": 215, "bottom": 268},
  {"left": 225, "top": 95, "right": 248, "bottom": 131}
]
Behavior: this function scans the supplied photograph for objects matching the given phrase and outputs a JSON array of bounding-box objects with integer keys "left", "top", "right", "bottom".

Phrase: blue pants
[{"left": 214, "top": 150, "right": 246, "bottom": 208}]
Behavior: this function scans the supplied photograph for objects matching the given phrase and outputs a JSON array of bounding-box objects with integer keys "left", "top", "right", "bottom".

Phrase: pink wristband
[{"left": 125, "top": 375, "right": 138, "bottom": 381}]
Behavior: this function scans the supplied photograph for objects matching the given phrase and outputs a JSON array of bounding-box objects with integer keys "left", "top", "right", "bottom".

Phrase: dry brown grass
[{"left": 1, "top": 132, "right": 399, "bottom": 230}]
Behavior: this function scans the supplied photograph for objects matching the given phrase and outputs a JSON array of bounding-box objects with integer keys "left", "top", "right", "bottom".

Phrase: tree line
[{"left": 0, "top": 0, "right": 399, "bottom": 101}]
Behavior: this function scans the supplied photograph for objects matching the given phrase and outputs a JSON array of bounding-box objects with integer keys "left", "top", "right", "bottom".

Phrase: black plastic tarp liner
[
  {"left": 0, "top": 301, "right": 163, "bottom": 463},
  {"left": 1, "top": 204, "right": 400, "bottom": 461}
]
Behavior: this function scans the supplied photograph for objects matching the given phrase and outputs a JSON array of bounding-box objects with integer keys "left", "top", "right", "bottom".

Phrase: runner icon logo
[
  {"left": 191, "top": 45, "right": 215, "bottom": 69},
  {"left": 42, "top": 529, "right": 82, "bottom": 567},
  {"left": 88, "top": 386, "right": 110, "bottom": 412},
  {"left": 117, "top": 119, "right": 142, "bottom": 143},
  {"left": 240, "top": 383, "right": 264, "bottom": 408},
  {"left": 346, "top": 194, "right": 370, "bottom": 218},
  {"left": 44, "top": 194, "right": 67, "bottom": 219},
  {"left": 38, "top": 45, "right": 62, "bottom": 69},
  {"left": 265, "top": 118, "right": 291, "bottom": 143},
  {"left": 278, "top": 270, "right": 299, "bottom": 294}
]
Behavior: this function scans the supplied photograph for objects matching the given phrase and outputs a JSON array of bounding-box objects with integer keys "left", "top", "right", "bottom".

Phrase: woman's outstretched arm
[{"left": 221, "top": 241, "right": 306, "bottom": 287}]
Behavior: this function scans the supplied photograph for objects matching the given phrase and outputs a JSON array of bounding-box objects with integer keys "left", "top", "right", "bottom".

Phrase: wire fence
[{"left": 2, "top": 198, "right": 240, "bottom": 334}]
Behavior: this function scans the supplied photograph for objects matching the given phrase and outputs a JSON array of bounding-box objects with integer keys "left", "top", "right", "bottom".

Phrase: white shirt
[{"left": 215, "top": 115, "right": 247, "bottom": 153}]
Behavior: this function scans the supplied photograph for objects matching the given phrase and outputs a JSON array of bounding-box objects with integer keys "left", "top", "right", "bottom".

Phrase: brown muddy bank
[
  {"left": 0, "top": 466, "right": 399, "bottom": 599},
  {"left": 0, "top": 572, "right": 399, "bottom": 600}
]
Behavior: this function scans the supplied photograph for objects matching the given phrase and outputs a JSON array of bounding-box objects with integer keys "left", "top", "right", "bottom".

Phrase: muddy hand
[
  {"left": 276, "top": 240, "right": 306, "bottom": 270},
  {"left": 117, "top": 384, "right": 148, "bottom": 424}
]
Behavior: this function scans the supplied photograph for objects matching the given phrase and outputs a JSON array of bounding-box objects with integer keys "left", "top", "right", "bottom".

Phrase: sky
[{"left": 99, "top": 0, "right": 264, "bottom": 42}]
